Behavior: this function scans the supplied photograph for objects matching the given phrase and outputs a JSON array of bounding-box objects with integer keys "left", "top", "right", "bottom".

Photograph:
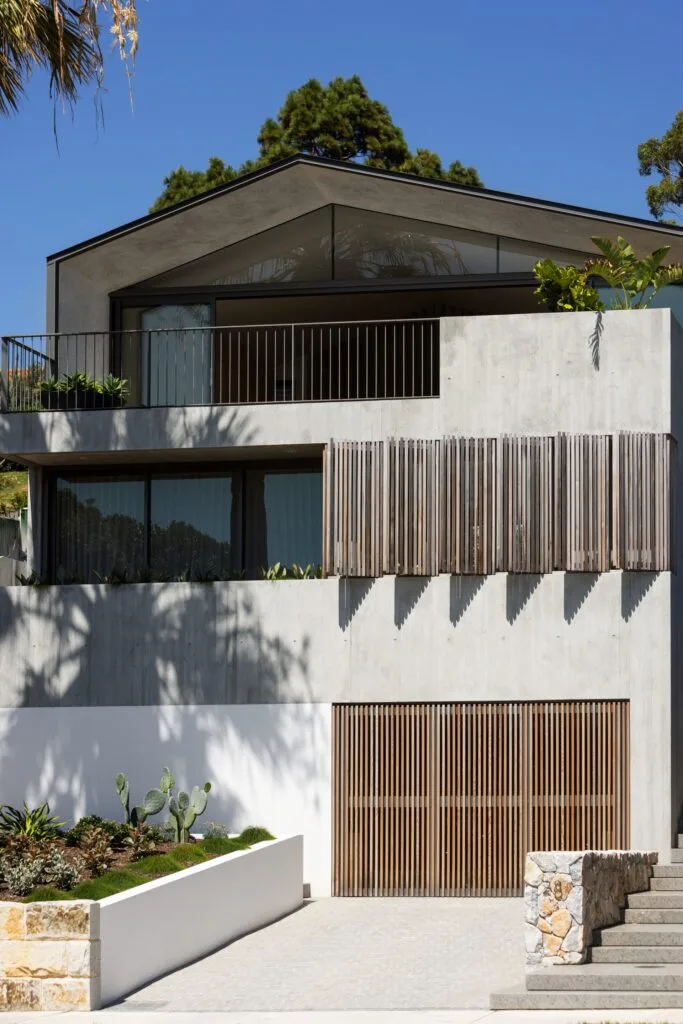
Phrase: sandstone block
[
  {"left": 542, "top": 933, "right": 562, "bottom": 955},
  {"left": 0, "top": 905, "right": 25, "bottom": 941},
  {"left": 549, "top": 908, "right": 572, "bottom": 938},
  {"left": 2, "top": 978, "right": 42, "bottom": 1011},
  {"left": 538, "top": 918, "right": 551, "bottom": 933},
  {"left": 565, "top": 884, "right": 583, "bottom": 922},
  {"left": 42, "top": 977, "right": 100, "bottom": 1011},
  {"left": 524, "top": 859, "right": 543, "bottom": 887},
  {"left": 68, "top": 940, "right": 100, "bottom": 978},
  {"left": 539, "top": 896, "right": 558, "bottom": 917},
  {"left": 549, "top": 874, "right": 572, "bottom": 901},
  {"left": 26, "top": 902, "right": 94, "bottom": 939},
  {"left": 0, "top": 938, "right": 68, "bottom": 979}
]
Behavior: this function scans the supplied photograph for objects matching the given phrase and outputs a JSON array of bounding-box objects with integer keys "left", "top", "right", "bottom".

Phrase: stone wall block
[
  {"left": 1, "top": 978, "right": 42, "bottom": 1012},
  {"left": 42, "top": 977, "right": 101, "bottom": 1011},
  {"left": 524, "top": 850, "right": 658, "bottom": 970},
  {"left": 0, "top": 905, "right": 25, "bottom": 941},
  {"left": 25, "top": 901, "right": 95, "bottom": 940},
  {"left": 67, "top": 940, "right": 100, "bottom": 979},
  {"left": 0, "top": 939, "right": 68, "bottom": 979}
]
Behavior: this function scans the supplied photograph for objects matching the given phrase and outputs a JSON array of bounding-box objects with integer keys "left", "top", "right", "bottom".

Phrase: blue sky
[{"left": 1, "top": 0, "right": 681, "bottom": 334}]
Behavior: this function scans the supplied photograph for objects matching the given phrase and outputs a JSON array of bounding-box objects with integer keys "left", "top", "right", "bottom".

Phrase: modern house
[{"left": 1, "top": 155, "right": 683, "bottom": 898}]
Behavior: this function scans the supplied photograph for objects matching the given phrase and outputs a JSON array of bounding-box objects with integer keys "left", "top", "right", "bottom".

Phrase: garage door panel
[{"left": 332, "top": 701, "right": 630, "bottom": 897}]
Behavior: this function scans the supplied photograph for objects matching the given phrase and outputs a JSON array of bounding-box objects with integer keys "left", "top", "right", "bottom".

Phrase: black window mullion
[{"left": 145, "top": 472, "right": 152, "bottom": 574}]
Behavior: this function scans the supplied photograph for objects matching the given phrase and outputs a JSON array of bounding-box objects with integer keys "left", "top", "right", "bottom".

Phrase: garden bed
[{"left": 22, "top": 831, "right": 265, "bottom": 903}]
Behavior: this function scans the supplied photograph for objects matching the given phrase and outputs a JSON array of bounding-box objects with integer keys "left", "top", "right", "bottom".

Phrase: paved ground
[
  {"left": 22, "top": 1013, "right": 683, "bottom": 1024},
  {"left": 109, "top": 898, "right": 524, "bottom": 1012}
]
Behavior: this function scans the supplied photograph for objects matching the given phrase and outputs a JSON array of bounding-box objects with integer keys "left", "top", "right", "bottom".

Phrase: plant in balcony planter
[
  {"left": 39, "top": 376, "right": 63, "bottom": 410},
  {"left": 98, "top": 374, "right": 129, "bottom": 409},
  {"left": 59, "top": 371, "right": 98, "bottom": 409}
]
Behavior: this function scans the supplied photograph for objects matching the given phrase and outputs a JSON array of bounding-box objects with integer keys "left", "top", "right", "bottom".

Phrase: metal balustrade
[{"left": 0, "top": 319, "right": 439, "bottom": 412}]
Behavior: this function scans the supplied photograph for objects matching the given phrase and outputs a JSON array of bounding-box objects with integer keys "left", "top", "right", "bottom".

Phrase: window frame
[{"left": 48, "top": 457, "right": 322, "bottom": 582}]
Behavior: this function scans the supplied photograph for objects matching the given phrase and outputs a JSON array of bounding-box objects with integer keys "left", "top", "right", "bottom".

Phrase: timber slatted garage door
[{"left": 332, "top": 701, "right": 630, "bottom": 896}]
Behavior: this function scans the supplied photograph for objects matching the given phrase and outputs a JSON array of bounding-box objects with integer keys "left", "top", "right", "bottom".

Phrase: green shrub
[
  {"left": 24, "top": 885, "right": 76, "bottom": 903},
  {"left": 71, "top": 870, "right": 142, "bottom": 900},
  {"left": 132, "top": 853, "right": 184, "bottom": 876},
  {"left": 200, "top": 836, "right": 249, "bottom": 856},
  {"left": 64, "top": 815, "right": 130, "bottom": 849},
  {"left": 41, "top": 848, "right": 82, "bottom": 890},
  {"left": 202, "top": 821, "right": 232, "bottom": 839},
  {"left": 0, "top": 802, "right": 64, "bottom": 841},
  {"left": 239, "top": 826, "right": 275, "bottom": 845}
]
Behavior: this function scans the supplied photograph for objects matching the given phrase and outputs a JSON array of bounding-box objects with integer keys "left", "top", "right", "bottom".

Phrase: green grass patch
[
  {"left": 24, "top": 885, "right": 77, "bottom": 903},
  {"left": 239, "top": 826, "right": 276, "bottom": 844},
  {"left": 19, "top": 830, "right": 276, "bottom": 902},
  {"left": 0, "top": 471, "right": 28, "bottom": 515},
  {"left": 201, "top": 836, "right": 249, "bottom": 856},
  {"left": 71, "top": 870, "right": 144, "bottom": 900}
]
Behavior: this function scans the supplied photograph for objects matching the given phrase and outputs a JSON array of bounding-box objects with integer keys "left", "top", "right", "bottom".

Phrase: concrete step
[
  {"left": 490, "top": 984, "right": 683, "bottom": 1010},
  {"left": 526, "top": 962, "right": 683, "bottom": 991},
  {"left": 592, "top": 945, "right": 683, "bottom": 963},
  {"left": 654, "top": 864, "right": 683, "bottom": 876},
  {"left": 595, "top": 923, "right": 683, "bottom": 946},
  {"left": 651, "top": 876, "right": 683, "bottom": 890},
  {"left": 677, "top": 833, "right": 683, "bottom": 849},
  {"left": 626, "top": 908, "right": 683, "bottom": 924},
  {"left": 672, "top": 849, "right": 683, "bottom": 862},
  {"left": 628, "top": 891, "right": 683, "bottom": 909}
]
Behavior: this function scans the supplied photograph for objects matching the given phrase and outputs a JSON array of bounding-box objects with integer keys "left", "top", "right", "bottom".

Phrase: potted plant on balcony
[
  {"left": 97, "top": 374, "right": 129, "bottom": 409},
  {"left": 59, "top": 372, "right": 98, "bottom": 409},
  {"left": 39, "top": 377, "right": 63, "bottom": 410}
]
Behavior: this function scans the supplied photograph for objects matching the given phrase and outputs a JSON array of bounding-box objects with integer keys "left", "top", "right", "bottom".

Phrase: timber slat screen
[
  {"left": 332, "top": 701, "right": 630, "bottom": 897},
  {"left": 323, "top": 433, "right": 674, "bottom": 577}
]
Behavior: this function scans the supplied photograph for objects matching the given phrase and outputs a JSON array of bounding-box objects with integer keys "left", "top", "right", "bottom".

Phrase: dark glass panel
[
  {"left": 150, "top": 474, "right": 234, "bottom": 578},
  {"left": 55, "top": 475, "right": 145, "bottom": 582},
  {"left": 244, "top": 470, "right": 322, "bottom": 577}
]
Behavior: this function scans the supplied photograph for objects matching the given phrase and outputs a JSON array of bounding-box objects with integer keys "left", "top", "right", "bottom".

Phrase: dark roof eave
[{"left": 46, "top": 153, "right": 683, "bottom": 264}]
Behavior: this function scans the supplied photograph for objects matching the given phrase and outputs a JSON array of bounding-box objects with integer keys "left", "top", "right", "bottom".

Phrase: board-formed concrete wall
[
  {"left": 0, "top": 571, "right": 672, "bottom": 886},
  {"left": 0, "top": 310, "right": 674, "bottom": 459}
]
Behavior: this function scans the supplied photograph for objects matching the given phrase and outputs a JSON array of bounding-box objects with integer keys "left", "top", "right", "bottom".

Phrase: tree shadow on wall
[{"left": 0, "top": 406, "right": 323, "bottom": 834}]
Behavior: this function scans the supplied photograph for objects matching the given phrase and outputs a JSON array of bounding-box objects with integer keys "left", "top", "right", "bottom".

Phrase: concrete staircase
[{"left": 491, "top": 839, "right": 683, "bottom": 1009}]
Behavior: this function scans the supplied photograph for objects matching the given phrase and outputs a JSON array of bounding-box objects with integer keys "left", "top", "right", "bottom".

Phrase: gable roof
[{"left": 48, "top": 153, "right": 683, "bottom": 264}]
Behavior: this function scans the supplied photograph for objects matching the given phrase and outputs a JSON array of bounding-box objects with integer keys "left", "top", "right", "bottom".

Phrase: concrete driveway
[{"left": 108, "top": 898, "right": 524, "bottom": 1012}]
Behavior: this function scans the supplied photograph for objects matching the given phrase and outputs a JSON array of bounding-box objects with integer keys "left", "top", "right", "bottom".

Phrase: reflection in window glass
[
  {"left": 334, "top": 207, "right": 497, "bottom": 279},
  {"left": 150, "top": 475, "right": 234, "bottom": 578},
  {"left": 244, "top": 470, "right": 322, "bottom": 575},
  {"left": 498, "top": 238, "right": 588, "bottom": 273},
  {"left": 55, "top": 476, "right": 145, "bottom": 582},
  {"left": 141, "top": 208, "right": 333, "bottom": 288}
]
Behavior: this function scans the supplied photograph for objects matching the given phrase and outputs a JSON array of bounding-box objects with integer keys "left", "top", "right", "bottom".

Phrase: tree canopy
[
  {"left": 0, "top": 1, "right": 137, "bottom": 116},
  {"left": 638, "top": 111, "right": 683, "bottom": 224},
  {"left": 150, "top": 76, "right": 484, "bottom": 212}
]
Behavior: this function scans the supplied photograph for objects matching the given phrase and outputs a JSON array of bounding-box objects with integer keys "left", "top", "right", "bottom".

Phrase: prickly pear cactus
[
  {"left": 160, "top": 767, "right": 175, "bottom": 796},
  {"left": 166, "top": 781, "right": 212, "bottom": 843},
  {"left": 115, "top": 771, "right": 131, "bottom": 824},
  {"left": 131, "top": 788, "right": 166, "bottom": 827}
]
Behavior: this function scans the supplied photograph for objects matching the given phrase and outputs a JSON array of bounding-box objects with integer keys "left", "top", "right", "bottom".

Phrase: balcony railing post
[{"left": 0, "top": 337, "right": 9, "bottom": 412}]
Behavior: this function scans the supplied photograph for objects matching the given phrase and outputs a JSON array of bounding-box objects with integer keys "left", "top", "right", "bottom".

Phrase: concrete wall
[
  {"left": 100, "top": 836, "right": 303, "bottom": 1005},
  {"left": 0, "top": 572, "right": 672, "bottom": 870},
  {"left": 0, "top": 310, "right": 674, "bottom": 460}
]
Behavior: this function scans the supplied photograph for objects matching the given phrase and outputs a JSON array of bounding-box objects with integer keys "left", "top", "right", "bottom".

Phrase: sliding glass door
[{"left": 140, "top": 304, "right": 212, "bottom": 406}]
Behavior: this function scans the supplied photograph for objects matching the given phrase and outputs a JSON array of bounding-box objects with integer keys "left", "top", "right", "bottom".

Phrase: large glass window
[
  {"left": 244, "top": 470, "right": 322, "bottom": 576},
  {"left": 151, "top": 474, "right": 235, "bottom": 579},
  {"left": 129, "top": 204, "right": 591, "bottom": 292},
  {"left": 55, "top": 475, "right": 145, "bottom": 582},
  {"left": 53, "top": 464, "right": 322, "bottom": 582}
]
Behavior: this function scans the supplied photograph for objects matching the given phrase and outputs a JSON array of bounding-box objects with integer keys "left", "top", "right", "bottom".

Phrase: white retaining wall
[{"left": 99, "top": 835, "right": 302, "bottom": 1005}]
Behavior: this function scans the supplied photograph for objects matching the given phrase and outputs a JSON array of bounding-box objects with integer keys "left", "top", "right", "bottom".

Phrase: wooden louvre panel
[
  {"left": 332, "top": 701, "right": 630, "bottom": 897},
  {"left": 613, "top": 433, "right": 673, "bottom": 571},
  {"left": 440, "top": 437, "right": 497, "bottom": 574},
  {"left": 554, "top": 434, "right": 612, "bottom": 572},
  {"left": 497, "top": 436, "right": 553, "bottom": 573},
  {"left": 322, "top": 440, "right": 383, "bottom": 578},
  {"left": 384, "top": 439, "right": 440, "bottom": 576}
]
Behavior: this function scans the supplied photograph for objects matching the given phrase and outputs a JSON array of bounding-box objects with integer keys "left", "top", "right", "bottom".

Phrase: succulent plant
[
  {"left": 167, "top": 783, "right": 211, "bottom": 844},
  {"left": 115, "top": 772, "right": 166, "bottom": 826}
]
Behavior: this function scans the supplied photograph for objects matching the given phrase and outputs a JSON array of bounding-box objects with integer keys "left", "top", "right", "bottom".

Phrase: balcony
[{"left": 1, "top": 319, "right": 439, "bottom": 413}]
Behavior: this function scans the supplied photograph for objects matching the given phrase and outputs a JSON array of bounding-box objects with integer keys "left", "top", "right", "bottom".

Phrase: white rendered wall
[
  {"left": 100, "top": 836, "right": 303, "bottom": 1005},
  {"left": 0, "top": 572, "right": 672, "bottom": 866},
  {"left": 0, "top": 703, "right": 331, "bottom": 895}
]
